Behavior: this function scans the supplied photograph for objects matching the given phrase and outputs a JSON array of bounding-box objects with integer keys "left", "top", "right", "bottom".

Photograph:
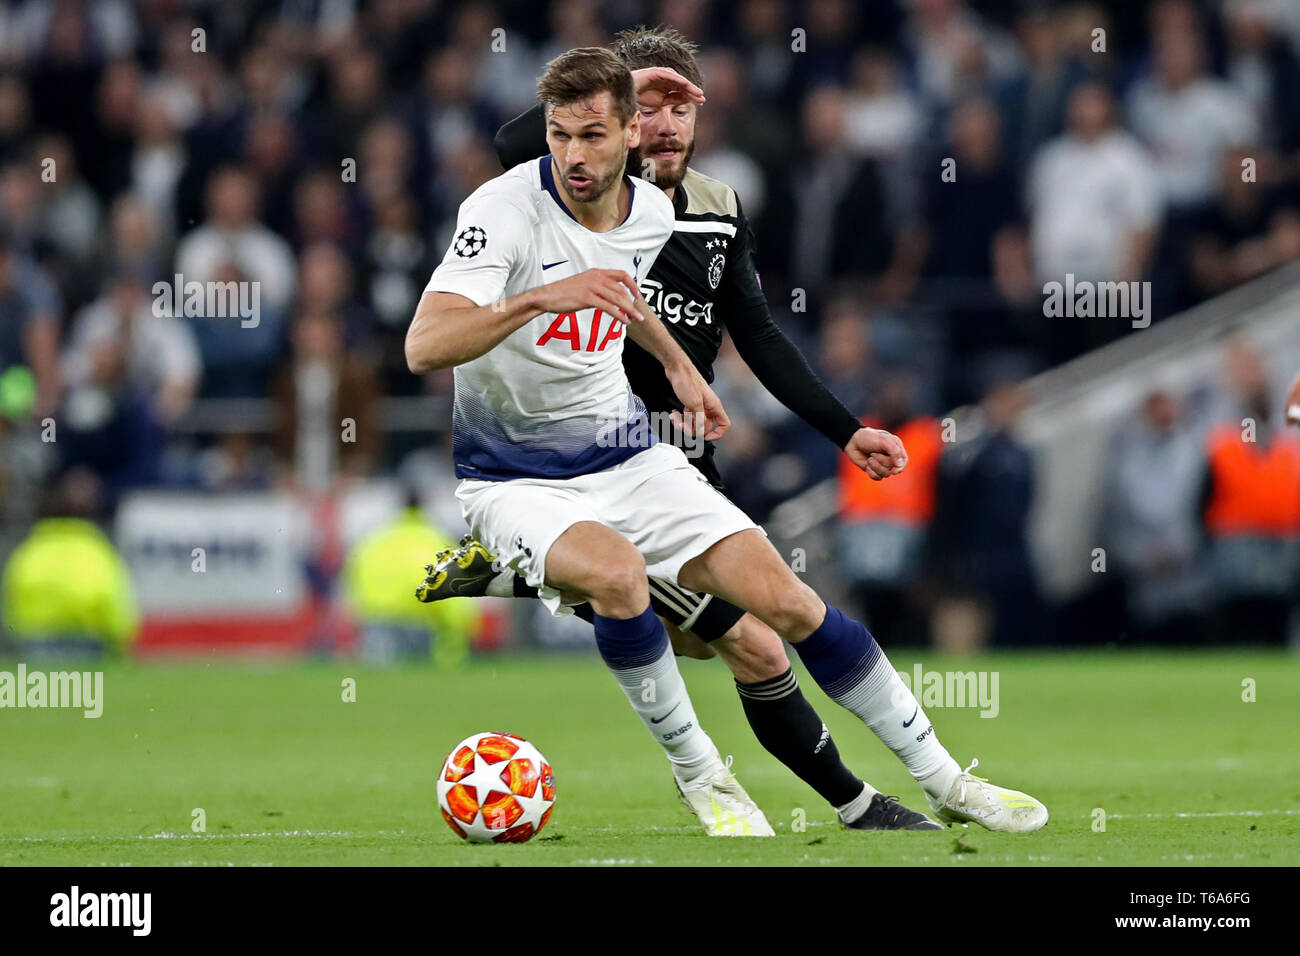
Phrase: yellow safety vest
[{"left": 1, "top": 518, "right": 139, "bottom": 647}]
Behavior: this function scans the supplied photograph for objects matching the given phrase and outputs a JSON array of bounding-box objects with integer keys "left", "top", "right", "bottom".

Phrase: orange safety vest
[
  {"left": 839, "top": 417, "right": 943, "bottom": 523},
  {"left": 1203, "top": 424, "right": 1300, "bottom": 537}
]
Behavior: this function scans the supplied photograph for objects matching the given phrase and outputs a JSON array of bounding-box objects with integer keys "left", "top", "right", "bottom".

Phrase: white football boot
[
  {"left": 926, "top": 758, "right": 1048, "bottom": 833},
  {"left": 675, "top": 755, "right": 775, "bottom": 837}
]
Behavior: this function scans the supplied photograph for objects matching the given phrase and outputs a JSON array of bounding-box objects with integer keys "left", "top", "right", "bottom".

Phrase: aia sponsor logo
[{"left": 536, "top": 309, "right": 623, "bottom": 352}]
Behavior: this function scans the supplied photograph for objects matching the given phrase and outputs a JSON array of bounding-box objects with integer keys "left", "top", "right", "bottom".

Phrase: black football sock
[{"left": 736, "top": 667, "right": 865, "bottom": 808}]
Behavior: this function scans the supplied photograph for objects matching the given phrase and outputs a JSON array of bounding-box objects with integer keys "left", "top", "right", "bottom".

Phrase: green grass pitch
[{"left": 2, "top": 649, "right": 1297, "bottom": 866}]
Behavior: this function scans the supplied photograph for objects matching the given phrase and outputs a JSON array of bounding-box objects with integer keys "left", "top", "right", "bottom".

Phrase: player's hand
[
  {"left": 631, "top": 67, "right": 705, "bottom": 107},
  {"left": 667, "top": 364, "right": 729, "bottom": 441},
  {"left": 844, "top": 426, "right": 908, "bottom": 481},
  {"left": 1285, "top": 368, "right": 1300, "bottom": 426},
  {"left": 531, "top": 269, "right": 643, "bottom": 322}
]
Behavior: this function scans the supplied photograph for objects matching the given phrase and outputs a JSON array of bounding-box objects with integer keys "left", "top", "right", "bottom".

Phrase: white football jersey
[{"left": 425, "top": 156, "right": 676, "bottom": 480}]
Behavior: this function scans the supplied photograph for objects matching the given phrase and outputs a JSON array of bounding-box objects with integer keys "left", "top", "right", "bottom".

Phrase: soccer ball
[{"left": 436, "top": 732, "right": 555, "bottom": 843}]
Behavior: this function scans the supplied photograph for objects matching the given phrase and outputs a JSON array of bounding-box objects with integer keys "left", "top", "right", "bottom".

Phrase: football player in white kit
[
  {"left": 408, "top": 47, "right": 1048, "bottom": 839},
  {"left": 408, "top": 47, "right": 772, "bottom": 835}
]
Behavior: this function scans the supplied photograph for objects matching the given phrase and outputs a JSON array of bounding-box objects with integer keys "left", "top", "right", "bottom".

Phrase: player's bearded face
[
  {"left": 636, "top": 100, "right": 697, "bottom": 190},
  {"left": 557, "top": 154, "right": 624, "bottom": 204},
  {"left": 638, "top": 132, "right": 695, "bottom": 189},
  {"left": 546, "top": 96, "right": 637, "bottom": 205}
]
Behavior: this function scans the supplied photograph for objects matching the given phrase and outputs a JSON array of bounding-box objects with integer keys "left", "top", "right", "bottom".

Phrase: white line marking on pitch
[
  {"left": 1103, "top": 809, "right": 1300, "bottom": 819},
  {"left": 138, "top": 830, "right": 354, "bottom": 839},
  {"left": 15, "top": 830, "right": 356, "bottom": 843}
]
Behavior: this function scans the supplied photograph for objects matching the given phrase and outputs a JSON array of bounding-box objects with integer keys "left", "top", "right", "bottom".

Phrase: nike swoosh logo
[
  {"left": 542, "top": 259, "right": 568, "bottom": 270},
  {"left": 902, "top": 707, "right": 918, "bottom": 728},
  {"left": 448, "top": 576, "right": 483, "bottom": 596},
  {"left": 650, "top": 702, "right": 680, "bottom": 725}
]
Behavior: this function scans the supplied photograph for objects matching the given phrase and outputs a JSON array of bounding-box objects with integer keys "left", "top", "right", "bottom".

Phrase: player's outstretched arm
[
  {"left": 406, "top": 291, "right": 543, "bottom": 373},
  {"left": 407, "top": 270, "right": 644, "bottom": 373},
  {"left": 725, "top": 298, "right": 905, "bottom": 478},
  {"left": 720, "top": 207, "right": 904, "bottom": 478}
]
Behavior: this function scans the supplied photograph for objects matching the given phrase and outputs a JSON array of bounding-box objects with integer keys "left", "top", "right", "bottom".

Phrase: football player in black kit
[{"left": 418, "top": 27, "right": 1047, "bottom": 837}]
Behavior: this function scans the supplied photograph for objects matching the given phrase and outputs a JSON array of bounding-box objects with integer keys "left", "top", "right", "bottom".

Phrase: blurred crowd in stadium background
[{"left": 1, "top": 0, "right": 1299, "bottom": 659}]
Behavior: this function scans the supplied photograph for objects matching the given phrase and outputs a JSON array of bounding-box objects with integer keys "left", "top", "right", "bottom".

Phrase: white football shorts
[{"left": 456, "top": 442, "right": 762, "bottom": 616}]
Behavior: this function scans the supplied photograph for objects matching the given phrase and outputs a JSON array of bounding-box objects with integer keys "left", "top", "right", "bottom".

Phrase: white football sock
[
  {"left": 839, "top": 658, "right": 962, "bottom": 799},
  {"left": 604, "top": 645, "right": 720, "bottom": 788},
  {"left": 792, "top": 606, "right": 962, "bottom": 799}
]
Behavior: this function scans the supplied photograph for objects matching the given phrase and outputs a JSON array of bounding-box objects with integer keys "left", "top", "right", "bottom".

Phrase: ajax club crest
[{"left": 707, "top": 253, "right": 725, "bottom": 290}]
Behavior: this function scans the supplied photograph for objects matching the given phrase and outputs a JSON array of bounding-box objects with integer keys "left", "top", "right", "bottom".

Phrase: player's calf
[
  {"left": 711, "top": 612, "right": 793, "bottom": 683},
  {"left": 708, "top": 610, "right": 942, "bottom": 831}
]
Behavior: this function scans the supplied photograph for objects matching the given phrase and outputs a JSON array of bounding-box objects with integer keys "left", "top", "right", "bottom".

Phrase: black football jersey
[{"left": 622, "top": 167, "right": 767, "bottom": 422}]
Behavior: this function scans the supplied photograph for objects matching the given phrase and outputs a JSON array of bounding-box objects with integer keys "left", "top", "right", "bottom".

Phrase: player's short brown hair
[
  {"left": 611, "top": 25, "right": 703, "bottom": 89},
  {"left": 537, "top": 47, "right": 637, "bottom": 126}
]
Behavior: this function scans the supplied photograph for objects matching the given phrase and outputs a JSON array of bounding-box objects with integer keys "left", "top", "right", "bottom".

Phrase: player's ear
[{"left": 625, "top": 110, "right": 641, "bottom": 151}]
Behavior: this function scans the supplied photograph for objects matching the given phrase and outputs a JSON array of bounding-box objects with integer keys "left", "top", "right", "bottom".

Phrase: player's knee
[
  {"left": 586, "top": 547, "right": 647, "bottom": 610},
  {"left": 763, "top": 581, "right": 825, "bottom": 639}
]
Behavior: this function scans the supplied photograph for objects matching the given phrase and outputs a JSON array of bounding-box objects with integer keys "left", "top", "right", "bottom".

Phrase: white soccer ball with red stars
[{"left": 436, "top": 732, "right": 555, "bottom": 843}]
